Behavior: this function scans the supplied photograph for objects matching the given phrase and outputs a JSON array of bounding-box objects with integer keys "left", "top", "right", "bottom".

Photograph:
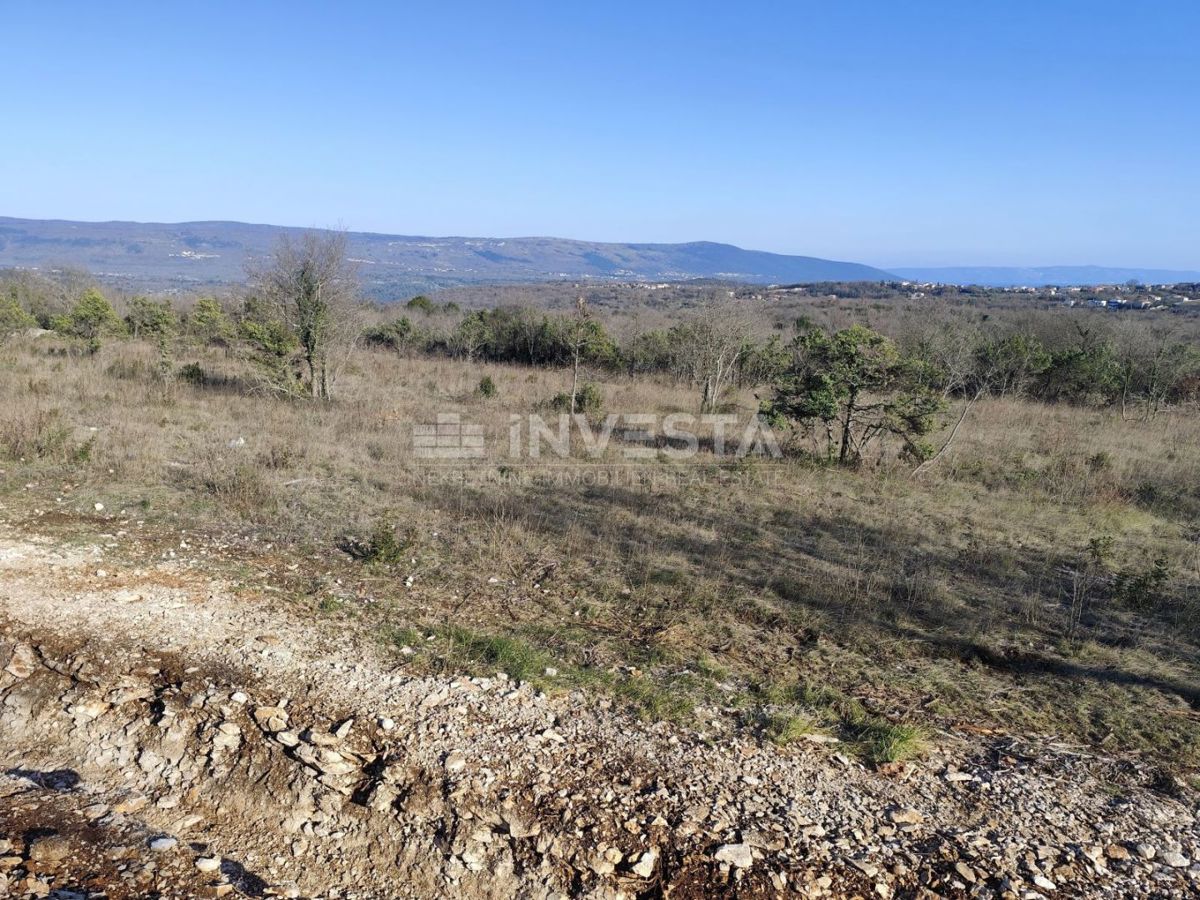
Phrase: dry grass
[{"left": 1, "top": 333, "right": 1198, "bottom": 767}]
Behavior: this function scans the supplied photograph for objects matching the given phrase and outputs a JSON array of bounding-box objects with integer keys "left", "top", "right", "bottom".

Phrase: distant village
[{"left": 747, "top": 280, "right": 1200, "bottom": 313}]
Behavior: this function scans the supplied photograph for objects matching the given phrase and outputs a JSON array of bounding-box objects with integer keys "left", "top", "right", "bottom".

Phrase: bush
[
  {"left": 477, "top": 375, "right": 497, "bottom": 398},
  {"left": 188, "top": 298, "right": 234, "bottom": 345},
  {"left": 1112, "top": 556, "right": 1173, "bottom": 612},
  {"left": 126, "top": 296, "right": 178, "bottom": 338},
  {"left": 364, "top": 317, "right": 419, "bottom": 352},
  {"left": 52, "top": 288, "right": 125, "bottom": 352},
  {"left": 179, "top": 362, "right": 208, "bottom": 385},
  {"left": 550, "top": 381, "right": 602, "bottom": 414},
  {"left": 340, "top": 519, "right": 409, "bottom": 566},
  {"left": 0, "top": 292, "right": 36, "bottom": 337}
]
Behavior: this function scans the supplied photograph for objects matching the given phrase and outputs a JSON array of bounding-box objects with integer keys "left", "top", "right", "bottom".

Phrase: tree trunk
[
  {"left": 570, "top": 347, "right": 581, "bottom": 414},
  {"left": 839, "top": 389, "right": 856, "bottom": 464},
  {"left": 911, "top": 389, "right": 981, "bottom": 478},
  {"left": 306, "top": 351, "right": 318, "bottom": 399}
]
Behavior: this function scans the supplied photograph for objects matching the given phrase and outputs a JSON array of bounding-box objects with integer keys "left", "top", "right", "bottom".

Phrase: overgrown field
[{"left": 1, "top": 332, "right": 1198, "bottom": 771}]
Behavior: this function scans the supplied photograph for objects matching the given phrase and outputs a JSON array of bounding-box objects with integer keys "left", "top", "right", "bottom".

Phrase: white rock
[
  {"left": 379, "top": 717, "right": 396, "bottom": 731},
  {"left": 632, "top": 848, "right": 658, "bottom": 878},
  {"left": 714, "top": 843, "right": 754, "bottom": 869},
  {"left": 149, "top": 836, "right": 177, "bottom": 852},
  {"left": 1162, "top": 851, "right": 1189, "bottom": 869},
  {"left": 195, "top": 856, "right": 221, "bottom": 872}
]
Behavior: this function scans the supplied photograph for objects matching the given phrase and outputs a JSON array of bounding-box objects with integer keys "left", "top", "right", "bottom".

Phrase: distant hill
[
  {"left": 0, "top": 217, "right": 893, "bottom": 298},
  {"left": 892, "top": 265, "right": 1200, "bottom": 287}
]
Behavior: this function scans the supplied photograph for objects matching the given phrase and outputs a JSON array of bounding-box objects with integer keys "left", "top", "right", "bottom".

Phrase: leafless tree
[
  {"left": 677, "top": 297, "right": 752, "bottom": 413},
  {"left": 249, "top": 231, "right": 364, "bottom": 400}
]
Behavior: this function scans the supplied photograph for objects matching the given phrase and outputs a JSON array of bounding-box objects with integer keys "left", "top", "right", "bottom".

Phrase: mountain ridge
[{"left": 0, "top": 217, "right": 892, "bottom": 298}]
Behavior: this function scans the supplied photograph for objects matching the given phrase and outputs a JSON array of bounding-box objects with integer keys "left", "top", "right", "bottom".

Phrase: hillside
[{"left": 0, "top": 217, "right": 893, "bottom": 297}]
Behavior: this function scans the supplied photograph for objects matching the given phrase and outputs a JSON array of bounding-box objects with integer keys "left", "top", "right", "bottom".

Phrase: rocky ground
[{"left": 1, "top": 526, "right": 1198, "bottom": 899}]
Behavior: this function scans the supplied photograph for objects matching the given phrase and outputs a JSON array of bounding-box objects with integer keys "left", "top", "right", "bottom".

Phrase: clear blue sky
[{"left": 2, "top": 1, "right": 1197, "bottom": 268}]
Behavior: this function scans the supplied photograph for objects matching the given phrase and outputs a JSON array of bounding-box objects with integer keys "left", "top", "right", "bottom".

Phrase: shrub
[
  {"left": 125, "top": 296, "right": 178, "bottom": 339},
  {"left": 188, "top": 297, "right": 234, "bottom": 345},
  {"left": 179, "top": 362, "right": 208, "bottom": 385},
  {"left": 53, "top": 288, "right": 125, "bottom": 352},
  {"left": 551, "top": 381, "right": 602, "bottom": 414},
  {"left": 340, "top": 519, "right": 409, "bottom": 566},
  {"left": 477, "top": 375, "right": 497, "bottom": 398},
  {"left": 0, "top": 292, "right": 36, "bottom": 337},
  {"left": 364, "top": 317, "right": 418, "bottom": 352},
  {"left": 1112, "top": 556, "right": 1173, "bottom": 612}
]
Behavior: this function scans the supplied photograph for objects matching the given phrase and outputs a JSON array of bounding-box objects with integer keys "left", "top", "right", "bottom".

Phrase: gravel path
[{"left": 1, "top": 528, "right": 1197, "bottom": 898}]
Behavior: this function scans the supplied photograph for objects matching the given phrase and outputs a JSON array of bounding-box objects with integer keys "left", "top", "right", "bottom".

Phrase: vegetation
[
  {"left": 764, "top": 324, "right": 943, "bottom": 463},
  {"left": 51, "top": 288, "right": 125, "bottom": 352},
  {"left": 1, "top": 264, "right": 1198, "bottom": 774}
]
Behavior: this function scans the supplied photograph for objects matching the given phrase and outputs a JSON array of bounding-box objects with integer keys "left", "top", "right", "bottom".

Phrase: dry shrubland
[{"left": 2, "top": 309, "right": 1198, "bottom": 769}]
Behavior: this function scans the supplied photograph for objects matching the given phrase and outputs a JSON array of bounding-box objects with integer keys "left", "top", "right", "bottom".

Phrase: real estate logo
[
  {"left": 412, "top": 412, "right": 780, "bottom": 463},
  {"left": 412, "top": 413, "right": 486, "bottom": 459}
]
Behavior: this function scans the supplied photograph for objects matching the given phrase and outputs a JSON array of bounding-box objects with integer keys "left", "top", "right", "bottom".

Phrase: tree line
[{"left": 3, "top": 233, "right": 1198, "bottom": 466}]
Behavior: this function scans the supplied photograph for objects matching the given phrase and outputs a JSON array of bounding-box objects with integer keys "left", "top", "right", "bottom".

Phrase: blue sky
[{"left": 2, "top": 1, "right": 1197, "bottom": 267}]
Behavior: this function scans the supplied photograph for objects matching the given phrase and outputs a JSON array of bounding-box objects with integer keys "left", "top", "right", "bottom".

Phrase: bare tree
[
  {"left": 678, "top": 298, "right": 752, "bottom": 413},
  {"left": 250, "top": 231, "right": 363, "bottom": 400}
]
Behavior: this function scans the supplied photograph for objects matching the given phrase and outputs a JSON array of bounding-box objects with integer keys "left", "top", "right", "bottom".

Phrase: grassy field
[{"left": 2, "top": 332, "right": 1198, "bottom": 771}]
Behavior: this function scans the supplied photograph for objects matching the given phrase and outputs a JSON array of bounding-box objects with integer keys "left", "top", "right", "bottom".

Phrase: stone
[
  {"left": 195, "top": 856, "right": 222, "bottom": 873},
  {"left": 589, "top": 855, "right": 615, "bottom": 876},
  {"left": 1104, "top": 844, "right": 1130, "bottom": 861},
  {"left": 1136, "top": 844, "right": 1156, "bottom": 860},
  {"left": 253, "top": 706, "right": 289, "bottom": 732},
  {"left": 379, "top": 717, "right": 396, "bottom": 731},
  {"left": 714, "top": 843, "right": 755, "bottom": 869},
  {"left": 445, "top": 751, "right": 467, "bottom": 773},
  {"left": 851, "top": 859, "right": 879, "bottom": 878},
  {"left": 149, "top": 836, "right": 178, "bottom": 852},
  {"left": 888, "top": 807, "right": 924, "bottom": 826},
  {"left": 113, "top": 795, "right": 148, "bottom": 814},
  {"left": 504, "top": 809, "right": 540, "bottom": 839},
  {"left": 954, "top": 861, "right": 976, "bottom": 883},
  {"left": 27, "top": 836, "right": 72, "bottom": 863},
  {"left": 632, "top": 848, "right": 658, "bottom": 878},
  {"left": 4, "top": 643, "right": 37, "bottom": 679},
  {"left": 1033, "top": 874, "right": 1056, "bottom": 891},
  {"left": 1161, "top": 851, "right": 1189, "bottom": 869}
]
